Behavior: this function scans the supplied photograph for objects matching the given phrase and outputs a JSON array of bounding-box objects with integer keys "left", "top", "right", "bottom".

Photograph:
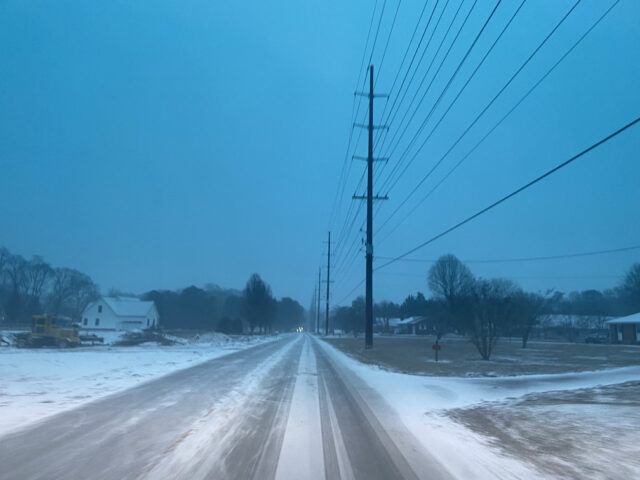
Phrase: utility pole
[
  {"left": 325, "top": 231, "right": 331, "bottom": 336},
  {"left": 317, "top": 267, "right": 321, "bottom": 334},
  {"left": 353, "top": 65, "right": 388, "bottom": 349},
  {"left": 310, "top": 286, "right": 316, "bottom": 333}
]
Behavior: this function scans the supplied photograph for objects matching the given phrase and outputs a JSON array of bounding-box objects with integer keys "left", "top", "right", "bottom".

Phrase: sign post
[{"left": 432, "top": 340, "right": 441, "bottom": 362}]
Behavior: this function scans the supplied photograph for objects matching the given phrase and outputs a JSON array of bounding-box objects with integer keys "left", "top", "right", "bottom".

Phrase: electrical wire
[
  {"left": 375, "top": 116, "right": 640, "bottom": 271},
  {"left": 378, "top": 0, "right": 620, "bottom": 244}
]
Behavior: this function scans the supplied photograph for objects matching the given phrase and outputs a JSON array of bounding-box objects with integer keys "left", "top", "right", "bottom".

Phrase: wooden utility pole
[
  {"left": 317, "top": 268, "right": 321, "bottom": 334},
  {"left": 325, "top": 231, "right": 331, "bottom": 335}
]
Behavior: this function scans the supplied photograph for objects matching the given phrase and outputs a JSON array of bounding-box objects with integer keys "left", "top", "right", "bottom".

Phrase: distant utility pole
[
  {"left": 325, "top": 231, "right": 331, "bottom": 335},
  {"left": 317, "top": 267, "right": 321, "bottom": 334},
  {"left": 310, "top": 286, "right": 316, "bottom": 333},
  {"left": 353, "top": 65, "right": 388, "bottom": 349}
]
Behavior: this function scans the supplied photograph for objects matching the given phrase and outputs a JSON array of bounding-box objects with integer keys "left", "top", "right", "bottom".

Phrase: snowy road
[{"left": 0, "top": 334, "right": 450, "bottom": 480}]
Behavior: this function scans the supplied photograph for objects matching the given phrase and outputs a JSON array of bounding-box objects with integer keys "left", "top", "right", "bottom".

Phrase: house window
[
  {"left": 147, "top": 319, "right": 150, "bottom": 327},
  {"left": 98, "top": 305, "right": 102, "bottom": 313},
  {"left": 95, "top": 318, "right": 100, "bottom": 326},
  {"left": 83, "top": 318, "right": 88, "bottom": 326}
]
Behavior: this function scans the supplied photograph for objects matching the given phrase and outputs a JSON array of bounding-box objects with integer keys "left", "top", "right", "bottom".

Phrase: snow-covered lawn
[
  {"left": 448, "top": 381, "right": 640, "bottom": 479},
  {"left": 0, "top": 333, "right": 278, "bottom": 437},
  {"left": 318, "top": 339, "right": 640, "bottom": 479}
]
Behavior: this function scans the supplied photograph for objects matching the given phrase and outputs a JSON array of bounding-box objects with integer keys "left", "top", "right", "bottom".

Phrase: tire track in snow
[
  {"left": 141, "top": 334, "right": 303, "bottom": 480},
  {"left": 0, "top": 336, "right": 297, "bottom": 480},
  {"left": 312, "top": 337, "right": 452, "bottom": 480}
]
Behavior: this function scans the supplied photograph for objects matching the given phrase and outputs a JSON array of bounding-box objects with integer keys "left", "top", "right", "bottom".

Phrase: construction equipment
[{"left": 15, "top": 315, "right": 81, "bottom": 348}]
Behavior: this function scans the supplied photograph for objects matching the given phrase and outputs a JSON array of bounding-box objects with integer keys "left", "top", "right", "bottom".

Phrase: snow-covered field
[
  {"left": 448, "top": 381, "right": 640, "bottom": 479},
  {"left": 319, "top": 339, "right": 640, "bottom": 479},
  {"left": 2, "top": 333, "right": 638, "bottom": 479},
  {"left": 0, "top": 332, "right": 278, "bottom": 437}
]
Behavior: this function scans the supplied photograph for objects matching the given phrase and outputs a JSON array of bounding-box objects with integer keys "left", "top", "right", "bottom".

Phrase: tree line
[
  {"left": 0, "top": 247, "right": 100, "bottom": 325},
  {"left": 143, "top": 274, "right": 305, "bottom": 334},
  {"left": 0, "top": 246, "right": 305, "bottom": 334},
  {"left": 331, "top": 254, "right": 640, "bottom": 360}
]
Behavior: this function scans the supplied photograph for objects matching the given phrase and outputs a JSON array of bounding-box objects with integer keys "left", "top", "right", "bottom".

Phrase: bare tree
[
  {"left": 470, "top": 278, "right": 518, "bottom": 360},
  {"left": 24, "top": 256, "right": 53, "bottom": 314},
  {"left": 49, "top": 267, "right": 99, "bottom": 318},
  {"left": 5, "top": 253, "right": 28, "bottom": 322},
  {"left": 428, "top": 254, "right": 475, "bottom": 306},
  {"left": 428, "top": 254, "right": 475, "bottom": 332},
  {"left": 0, "top": 248, "right": 9, "bottom": 278},
  {"left": 621, "top": 263, "right": 640, "bottom": 311},
  {"left": 376, "top": 300, "right": 399, "bottom": 332},
  {"left": 0, "top": 248, "right": 10, "bottom": 323},
  {"left": 511, "top": 291, "right": 547, "bottom": 348},
  {"left": 0, "top": 248, "right": 98, "bottom": 324}
]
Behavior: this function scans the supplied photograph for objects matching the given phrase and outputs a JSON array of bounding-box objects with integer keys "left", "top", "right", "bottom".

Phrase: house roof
[
  {"left": 397, "top": 316, "right": 427, "bottom": 326},
  {"left": 375, "top": 317, "right": 403, "bottom": 327},
  {"left": 102, "top": 297, "right": 155, "bottom": 317},
  {"left": 539, "top": 314, "right": 614, "bottom": 326},
  {"left": 606, "top": 312, "right": 640, "bottom": 325}
]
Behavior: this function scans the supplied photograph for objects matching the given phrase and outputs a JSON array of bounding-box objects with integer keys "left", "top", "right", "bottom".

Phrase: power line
[
  {"left": 377, "top": 0, "right": 582, "bottom": 233},
  {"left": 375, "top": 115, "right": 640, "bottom": 271},
  {"left": 378, "top": 0, "right": 499, "bottom": 194},
  {"left": 374, "top": 0, "right": 442, "bottom": 152},
  {"left": 333, "top": 167, "right": 367, "bottom": 268},
  {"left": 368, "top": 0, "right": 389, "bottom": 66},
  {"left": 375, "top": 0, "right": 430, "bottom": 124},
  {"left": 333, "top": 0, "right": 391, "bottom": 248},
  {"left": 335, "top": 237, "right": 364, "bottom": 280},
  {"left": 376, "top": 0, "right": 403, "bottom": 80},
  {"left": 380, "top": 0, "right": 480, "bottom": 163},
  {"left": 374, "top": 244, "right": 640, "bottom": 264},
  {"left": 378, "top": 0, "right": 619, "bottom": 244},
  {"left": 329, "top": 0, "right": 381, "bottom": 231},
  {"left": 376, "top": 0, "right": 452, "bottom": 155},
  {"left": 377, "top": 271, "right": 624, "bottom": 280},
  {"left": 370, "top": 0, "right": 525, "bottom": 226},
  {"left": 335, "top": 278, "right": 365, "bottom": 306}
]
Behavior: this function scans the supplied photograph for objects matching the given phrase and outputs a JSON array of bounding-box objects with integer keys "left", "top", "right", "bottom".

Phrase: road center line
[{"left": 275, "top": 336, "right": 325, "bottom": 480}]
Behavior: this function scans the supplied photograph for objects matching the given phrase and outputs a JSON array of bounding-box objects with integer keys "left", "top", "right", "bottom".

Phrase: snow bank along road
[
  {"left": 0, "top": 334, "right": 451, "bottom": 480},
  {"left": 0, "top": 333, "right": 277, "bottom": 436}
]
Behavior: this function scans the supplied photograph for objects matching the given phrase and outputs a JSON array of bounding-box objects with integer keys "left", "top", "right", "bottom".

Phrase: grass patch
[{"left": 324, "top": 335, "right": 640, "bottom": 376}]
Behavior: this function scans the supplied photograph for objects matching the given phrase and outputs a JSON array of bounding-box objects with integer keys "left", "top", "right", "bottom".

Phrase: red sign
[{"left": 432, "top": 343, "right": 441, "bottom": 351}]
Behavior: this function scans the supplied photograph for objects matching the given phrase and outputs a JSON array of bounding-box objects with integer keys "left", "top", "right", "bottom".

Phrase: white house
[
  {"left": 375, "top": 316, "right": 433, "bottom": 334},
  {"left": 374, "top": 317, "right": 403, "bottom": 332},
  {"left": 81, "top": 297, "right": 159, "bottom": 331},
  {"left": 394, "top": 316, "right": 430, "bottom": 335}
]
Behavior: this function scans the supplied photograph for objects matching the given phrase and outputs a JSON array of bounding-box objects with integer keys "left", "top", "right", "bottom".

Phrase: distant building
[
  {"left": 374, "top": 317, "right": 402, "bottom": 333},
  {"left": 394, "top": 316, "right": 430, "bottom": 335},
  {"left": 81, "top": 297, "right": 159, "bottom": 331},
  {"left": 538, "top": 314, "right": 613, "bottom": 329},
  {"left": 606, "top": 313, "right": 640, "bottom": 344},
  {"left": 374, "top": 316, "right": 433, "bottom": 335}
]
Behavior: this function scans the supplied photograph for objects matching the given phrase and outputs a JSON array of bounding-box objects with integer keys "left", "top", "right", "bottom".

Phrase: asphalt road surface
[{"left": 0, "top": 334, "right": 451, "bottom": 480}]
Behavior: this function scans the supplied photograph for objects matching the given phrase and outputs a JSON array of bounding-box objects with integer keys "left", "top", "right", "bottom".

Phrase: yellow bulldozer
[{"left": 15, "top": 315, "right": 81, "bottom": 348}]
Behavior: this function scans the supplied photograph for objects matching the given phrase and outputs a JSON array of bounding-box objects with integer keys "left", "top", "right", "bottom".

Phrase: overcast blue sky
[{"left": 1, "top": 0, "right": 639, "bottom": 306}]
